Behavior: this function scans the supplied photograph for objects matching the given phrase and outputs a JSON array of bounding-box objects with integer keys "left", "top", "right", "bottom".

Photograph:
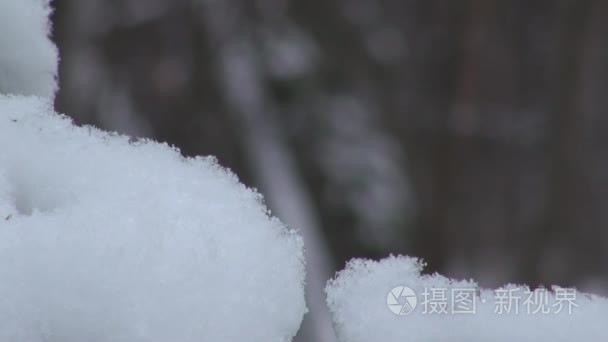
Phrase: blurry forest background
[{"left": 51, "top": 0, "right": 608, "bottom": 340}]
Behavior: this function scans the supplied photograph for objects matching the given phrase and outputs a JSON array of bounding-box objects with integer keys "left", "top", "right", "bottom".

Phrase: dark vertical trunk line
[
  {"left": 415, "top": 0, "right": 474, "bottom": 275},
  {"left": 528, "top": 0, "right": 593, "bottom": 286},
  {"left": 437, "top": 0, "right": 490, "bottom": 276}
]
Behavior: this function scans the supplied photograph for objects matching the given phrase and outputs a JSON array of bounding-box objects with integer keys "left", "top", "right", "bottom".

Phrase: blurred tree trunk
[{"left": 196, "top": 1, "right": 337, "bottom": 341}]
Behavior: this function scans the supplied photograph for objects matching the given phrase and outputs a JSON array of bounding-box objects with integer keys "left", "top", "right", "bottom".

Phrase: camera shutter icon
[{"left": 387, "top": 286, "right": 417, "bottom": 315}]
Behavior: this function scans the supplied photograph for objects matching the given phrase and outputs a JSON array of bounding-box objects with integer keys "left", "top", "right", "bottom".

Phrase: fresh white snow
[
  {"left": 0, "top": 0, "right": 58, "bottom": 98},
  {"left": 326, "top": 255, "right": 608, "bottom": 342},
  {"left": 0, "top": 96, "right": 307, "bottom": 341},
  {"left": 4, "top": 1, "right": 608, "bottom": 341},
  {"left": 0, "top": 1, "right": 306, "bottom": 341}
]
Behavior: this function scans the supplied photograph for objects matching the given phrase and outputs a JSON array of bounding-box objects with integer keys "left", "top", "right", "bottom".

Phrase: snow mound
[
  {"left": 0, "top": 0, "right": 58, "bottom": 98},
  {"left": 0, "top": 95, "right": 306, "bottom": 341},
  {"left": 326, "top": 255, "right": 607, "bottom": 342}
]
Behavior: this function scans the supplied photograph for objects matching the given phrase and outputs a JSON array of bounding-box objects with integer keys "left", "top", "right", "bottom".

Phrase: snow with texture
[
  {"left": 0, "top": 1, "right": 306, "bottom": 341},
  {"left": 326, "top": 256, "right": 608, "bottom": 342},
  {"left": 0, "top": 0, "right": 58, "bottom": 98},
  {"left": 3, "top": 0, "right": 608, "bottom": 341}
]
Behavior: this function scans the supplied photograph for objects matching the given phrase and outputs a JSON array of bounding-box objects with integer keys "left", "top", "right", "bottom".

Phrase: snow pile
[
  {"left": 0, "top": 96, "right": 306, "bottom": 341},
  {"left": 0, "top": 1, "right": 305, "bottom": 340},
  {"left": 326, "top": 256, "right": 607, "bottom": 342},
  {"left": 0, "top": 0, "right": 57, "bottom": 98}
]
